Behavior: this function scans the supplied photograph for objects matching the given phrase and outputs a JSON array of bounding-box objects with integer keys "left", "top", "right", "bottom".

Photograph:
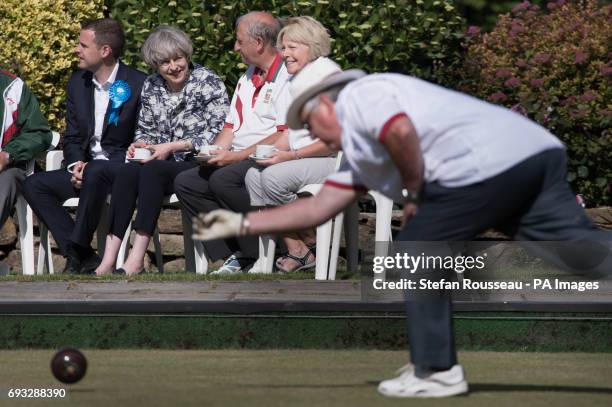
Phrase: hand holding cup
[
  {"left": 196, "top": 145, "right": 223, "bottom": 164},
  {"left": 133, "top": 148, "right": 152, "bottom": 160},
  {"left": 254, "top": 145, "right": 278, "bottom": 159}
]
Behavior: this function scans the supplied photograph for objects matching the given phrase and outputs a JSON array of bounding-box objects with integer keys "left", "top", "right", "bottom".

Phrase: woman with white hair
[
  {"left": 245, "top": 16, "right": 337, "bottom": 273},
  {"left": 95, "top": 25, "right": 229, "bottom": 276}
]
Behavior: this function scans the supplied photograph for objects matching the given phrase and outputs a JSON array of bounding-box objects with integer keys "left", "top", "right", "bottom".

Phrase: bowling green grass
[{"left": 0, "top": 350, "right": 610, "bottom": 406}]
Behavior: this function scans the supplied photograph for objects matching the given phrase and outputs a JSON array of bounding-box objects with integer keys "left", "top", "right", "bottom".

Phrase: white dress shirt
[{"left": 90, "top": 62, "right": 119, "bottom": 160}]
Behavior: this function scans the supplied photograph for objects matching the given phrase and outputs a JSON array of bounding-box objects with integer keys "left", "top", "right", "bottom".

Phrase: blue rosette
[{"left": 108, "top": 80, "right": 132, "bottom": 126}]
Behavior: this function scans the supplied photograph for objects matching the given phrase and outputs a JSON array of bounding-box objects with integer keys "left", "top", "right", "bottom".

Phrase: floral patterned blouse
[{"left": 134, "top": 63, "right": 229, "bottom": 161}]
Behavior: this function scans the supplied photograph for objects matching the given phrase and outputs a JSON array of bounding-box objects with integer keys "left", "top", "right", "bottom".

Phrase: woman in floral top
[{"left": 95, "top": 25, "right": 229, "bottom": 276}]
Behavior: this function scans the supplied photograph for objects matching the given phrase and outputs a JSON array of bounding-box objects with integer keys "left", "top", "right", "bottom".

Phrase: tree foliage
[
  {"left": 108, "top": 0, "right": 466, "bottom": 93},
  {"left": 0, "top": 0, "right": 104, "bottom": 130},
  {"left": 458, "top": 0, "right": 611, "bottom": 204}
]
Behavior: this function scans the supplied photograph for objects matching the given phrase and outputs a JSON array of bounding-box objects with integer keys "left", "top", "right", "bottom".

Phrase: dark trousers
[
  {"left": 107, "top": 160, "right": 198, "bottom": 238},
  {"left": 0, "top": 167, "right": 26, "bottom": 228},
  {"left": 174, "top": 160, "right": 259, "bottom": 261},
  {"left": 22, "top": 160, "right": 123, "bottom": 255},
  {"left": 397, "top": 148, "right": 610, "bottom": 370}
]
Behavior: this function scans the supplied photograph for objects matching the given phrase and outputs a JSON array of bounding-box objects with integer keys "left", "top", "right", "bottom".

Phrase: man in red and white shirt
[
  {"left": 175, "top": 11, "right": 291, "bottom": 274},
  {"left": 223, "top": 52, "right": 289, "bottom": 151},
  {"left": 192, "top": 62, "right": 611, "bottom": 397}
]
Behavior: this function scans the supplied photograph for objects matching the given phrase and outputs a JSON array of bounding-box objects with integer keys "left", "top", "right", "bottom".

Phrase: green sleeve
[{"left": 3, "top": 82, "right": 52, "bottom": 162}]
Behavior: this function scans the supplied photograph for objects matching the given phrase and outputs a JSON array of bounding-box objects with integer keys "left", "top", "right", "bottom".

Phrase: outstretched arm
[
  {"left": 192, "top": 185, "right": 361, "bottom": 241},
  {"left": 249, "top": 184, "right": 359, "bottom": 234}
]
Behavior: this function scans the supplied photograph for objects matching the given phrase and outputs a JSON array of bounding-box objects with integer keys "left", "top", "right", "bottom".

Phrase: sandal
[{"left": 275, "top": 248, "right": 316, "bottom": 273}]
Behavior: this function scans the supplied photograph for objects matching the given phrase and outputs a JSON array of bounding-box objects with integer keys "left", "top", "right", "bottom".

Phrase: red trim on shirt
[
  {"left": 251, "top": 53, "right": 283, "bottom": 106},
  {"left": 228, "top": 82, "right": 241, "bottom": 130},
  {"left": 324, "top": 180, "right": 368, "bottom": 192},
  {"left": 251, "top": 70, "right": 264, "bottom": 90},
  {"left": 2, "top": 111, "right": 19, "bottom": 146},
  {"left": 264, "top": 53, "right": 283, "bottom": 83},
  {"left": 251, "top": 70, "right": 263, "bottom": 107},
  {"left": 276, "top": 125, "right": 288, "bottom": 131},
  {"left": 0, "top": 69, "right": 17, "bottom": 79},
  {"left": 235, "top": 94, "right": 244, "bottom": 132},
  {"left": 379, "top": 113, "right": 408, "bottom": 143}
]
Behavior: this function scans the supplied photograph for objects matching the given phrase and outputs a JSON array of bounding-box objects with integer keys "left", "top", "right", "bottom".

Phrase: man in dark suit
[{"left": 23, "top": 18, "right": 146, "bottom": 274}]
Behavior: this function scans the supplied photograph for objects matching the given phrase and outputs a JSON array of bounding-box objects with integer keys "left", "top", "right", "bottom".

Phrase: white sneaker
[
  {"left": 210, "top": 252, "right": 249, "bottom": 275},
  {"left": 378, "top": 363, "right": 468, "bottom": 398}
]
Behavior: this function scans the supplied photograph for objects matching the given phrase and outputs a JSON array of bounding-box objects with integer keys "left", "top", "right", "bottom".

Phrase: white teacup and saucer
[
  {"left": 127, "top": 147, "right": 152, "bottom": 163},
  {"left": 195, "top": 145, "right": 222, "bottom": 162},
  {"left": 249, "top": 145, "right": 278, "bottom": 161}
]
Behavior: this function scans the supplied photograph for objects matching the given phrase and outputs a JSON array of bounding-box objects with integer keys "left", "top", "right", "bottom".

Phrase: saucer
[
  {"left": 248, "top": 154, "right": 270, "bottom": 161},
  {"left": 127, "top": 157, "right": 145, "bottom": 163},
  {"left": 195, "top": 154, "right": 213, "bottom": 162}
]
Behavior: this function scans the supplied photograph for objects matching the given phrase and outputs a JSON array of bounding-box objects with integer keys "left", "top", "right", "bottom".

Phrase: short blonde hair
[
  {"left": 141, "top": 25, "right": 193, "bottom": 68},
  {"left": 277, "top": 16, "right": 331, "bottom": 61}
]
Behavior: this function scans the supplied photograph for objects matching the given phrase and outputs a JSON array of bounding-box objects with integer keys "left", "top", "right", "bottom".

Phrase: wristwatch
[{"left": 401, "top": 188, "right": 420, "bottom": 204}]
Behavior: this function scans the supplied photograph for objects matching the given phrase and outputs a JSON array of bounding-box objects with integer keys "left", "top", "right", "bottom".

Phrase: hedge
[
  {"left": 0, "top": 0, "right": 104, "bottom": 131},
  {"left": 108, "top": 0, "right": 466, "bottom": 91},
  {"left": 455, "top": 0, "right": 546, "bottom": 30},
  {"left": 457, "top": 0, "right": 611, "bottom": 205},
  {"left": 1, "top": 0, "right": 609, "bottom": 204}
]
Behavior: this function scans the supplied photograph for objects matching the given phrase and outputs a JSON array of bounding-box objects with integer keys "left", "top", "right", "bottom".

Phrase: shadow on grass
[
  {"left": 469, "top": 383, "right": 612, "bottom": 394},
  {"left": 244, "top": 383, "right": 374, "bottom": 389},
  {"left": 358, "top": 381, "right": 612, "bottom": 394}
]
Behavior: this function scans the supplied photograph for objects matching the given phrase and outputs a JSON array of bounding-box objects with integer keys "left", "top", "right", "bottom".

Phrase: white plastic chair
[
  {"left": 15, "top": 159, "right": 36, "bottom": 275},
  {"left": 255, "top": 182, "right": 346, "bottom": 280},
  {"left": 117, "top": 193, "right": 208, "bottom": 274},
  {"left": 15, "top": 131, "right": 60, "bottom": 275},
  {"left": 254, "top": 153, "right": 345, "bottom": 278},
  {"left": 36, "top": 149, "right": 109, "bottom": 275},
  {"left": 332, "top": 190, "right": 394, "bottom": 280},
  {"left": 254, "top": 152, "right": 394, "bottom": 280}
]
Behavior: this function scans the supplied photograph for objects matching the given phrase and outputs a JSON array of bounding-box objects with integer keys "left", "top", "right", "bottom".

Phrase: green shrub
[
  {"left": 108, "top": 0, "right": 465, "bottom": 91},
  {"left": 457, "top": 0, "right": 611, "bottom": 205},
  {"left": 0, "top": 0, "right": 104, "bottom": 131},
  {"left": 455, "top": 0, "right": 546, "bottom": 30}
]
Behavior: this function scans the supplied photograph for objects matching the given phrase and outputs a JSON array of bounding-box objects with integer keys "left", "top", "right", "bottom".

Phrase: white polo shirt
[
  {"left": 224, "top": 54, "right": 292, "bottom": 151},
  {"left": 325, "top": 73, "right": 564, "bottom": 202},
  {"left": 288, "top": 128, "right": 316, "bottom": 150}
]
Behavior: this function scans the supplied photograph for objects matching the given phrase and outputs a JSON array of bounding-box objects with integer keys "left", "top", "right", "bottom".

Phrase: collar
[
  {"left": 251, "top": 53, "right": 283, "bottom": 89},
  {"left": 92, "top": 61, "right": 120, "bottom": 91}
]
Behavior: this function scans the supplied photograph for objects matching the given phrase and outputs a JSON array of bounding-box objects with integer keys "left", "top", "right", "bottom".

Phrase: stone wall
[{"left": 1, "top": 206, "right": 611, "bottom": 274}]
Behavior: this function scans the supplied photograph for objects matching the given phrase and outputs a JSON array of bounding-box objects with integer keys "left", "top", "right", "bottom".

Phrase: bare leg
[
  {"left": 121, "top": 231, "right": 151, "bottom": 276},
  {"left": 297, "top": 228, "right": 316, "bottom": 247},
  {"left": 276, "top": 233, "right": 315, "bottom": 272},
  {"left": 95, "top": 234, "right": 123, "bottom": 275}
]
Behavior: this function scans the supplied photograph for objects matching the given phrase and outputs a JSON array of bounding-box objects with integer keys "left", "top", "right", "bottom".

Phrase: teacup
[
  {"left": 255, "top": 145, "right": 277, "bottom": 159},
  {"left": 199, "top": 145, "right": 222, "bottom": 156},
  {"left": 133, "top": 148, "right": 152, "bottom": 160}
]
